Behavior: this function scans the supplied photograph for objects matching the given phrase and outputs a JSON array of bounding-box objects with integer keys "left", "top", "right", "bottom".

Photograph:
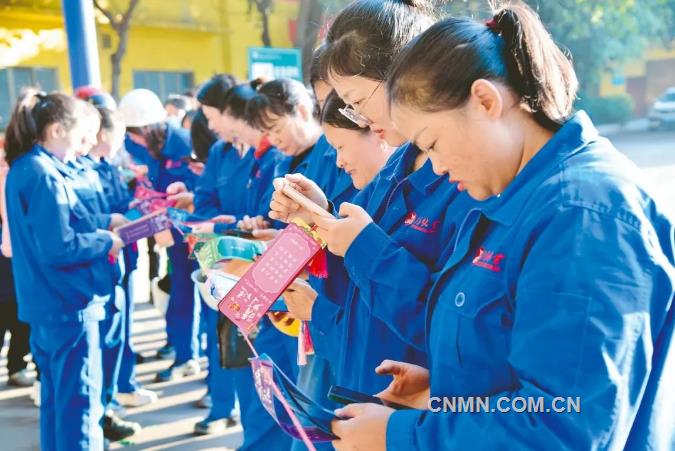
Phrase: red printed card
[{"left": 217, "top": 223, "right": 322, "bottom": 333}]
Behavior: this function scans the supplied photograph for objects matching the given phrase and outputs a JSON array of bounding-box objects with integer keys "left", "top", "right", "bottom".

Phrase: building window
[
  {"left": 0, "top": 67, "right": 58, "bottom": 129},
  {"left": 133, "top": 70, "right": 194, "bottom": 103}
]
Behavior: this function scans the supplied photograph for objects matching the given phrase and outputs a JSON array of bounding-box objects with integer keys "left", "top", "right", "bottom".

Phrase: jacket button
[{"left": 454, "top": 292, "right": 465, "bottom": 307}]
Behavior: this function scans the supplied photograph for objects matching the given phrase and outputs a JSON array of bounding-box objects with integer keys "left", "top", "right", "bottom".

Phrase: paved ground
[
  {"left": 0, "top": 241, "right": 245, "bottom": 451},
  {"left": 0, "top": 125, "right": 673, "bottom": 451}
]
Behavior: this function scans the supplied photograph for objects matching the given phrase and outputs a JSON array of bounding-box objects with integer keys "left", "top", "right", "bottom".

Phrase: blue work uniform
[
  {"left": 386, "top": 112, "right": 675, "bottom": 450},
  {"left": 289, "top": 136, "right": 357, "bottom": 451},
  {"left": 92, "top": 156, "right": 141, "bottom": 396},
  {"left": 6, "top": 145, "right": 113, "bottom": 451},
  {"left": 71, "top": 155, "right": 127, "bottom": 410},
  {"left": 126, "top": 123, "right": 199, "bottom": 366},
  {"left": 328, "top": 143, "right": 468, "bottom": 395},
  {"left": 193, "top": 140, "right": 287, "bottom": 227},
  {"left": 124, "top": 123, "right": 197, "bottom": 192},
  {"left": 194, "top": 140, "right": 297, "bottom": 450}
]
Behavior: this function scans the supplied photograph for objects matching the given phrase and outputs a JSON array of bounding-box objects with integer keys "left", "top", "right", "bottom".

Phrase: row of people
[{"left": 2, "top": 0, "right": 673, "bottom": 450}]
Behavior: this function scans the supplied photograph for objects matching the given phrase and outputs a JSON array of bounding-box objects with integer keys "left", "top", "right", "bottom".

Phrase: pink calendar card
[{"left": 217, "top": 223, "right": 322, "bottom": 333}]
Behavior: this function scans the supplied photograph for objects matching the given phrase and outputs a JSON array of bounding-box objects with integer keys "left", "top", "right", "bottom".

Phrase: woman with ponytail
[
  {"left": 269, "top": 0, "right": 472, "bottom": 403},
  {"left": 332, "top": 4, "right": 674, "bottom": 450},
  {"left": 4, "top": 90, "right": 124, "bottom": 450}
]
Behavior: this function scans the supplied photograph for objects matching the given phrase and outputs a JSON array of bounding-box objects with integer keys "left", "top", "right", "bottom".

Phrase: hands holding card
[{"left": 269, "top": 174, "right": 331, "bottom": 224}]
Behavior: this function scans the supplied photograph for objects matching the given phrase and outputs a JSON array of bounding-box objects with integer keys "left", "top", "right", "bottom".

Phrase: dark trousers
[{"left": 0, "top": 301, "right": 30, "bottom": 375}]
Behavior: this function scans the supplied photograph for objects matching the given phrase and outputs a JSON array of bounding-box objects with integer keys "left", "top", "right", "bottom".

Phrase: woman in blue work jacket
[
  {"left": 4, "top": 91, "right": 124, "bottom": 451},
  {"left": 118, "top": 88, "right": 201, "bottom": 382},
  {"left": 244, "top": 76, "right": 361, "bottom": 451},
  {"left": 66, "top": 102, "right": 144, "bottom": 441},
  {"left": 330, "top": 5, "right": 675, "bottom": 450},
  {"left": 169, "top": 77, "right": 298, "bottom": 449},
  {"left": 269, "top": 0, "right": 471, "bottom": 396},
  {"left": 84, "top": 101, "right": 159, "bottom": 410}
]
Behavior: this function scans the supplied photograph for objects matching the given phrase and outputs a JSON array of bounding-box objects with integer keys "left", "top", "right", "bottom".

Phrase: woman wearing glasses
[
  {"left": 331, "top": 4, "right": 675, "bottom": 450},
  {"left": 269, "top": 0, "right": 474, "bottom": 396}
]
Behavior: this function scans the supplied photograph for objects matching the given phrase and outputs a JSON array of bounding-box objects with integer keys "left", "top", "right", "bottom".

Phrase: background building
[{"left": 0, "top": 0, "right": 300, "bottom": 127}]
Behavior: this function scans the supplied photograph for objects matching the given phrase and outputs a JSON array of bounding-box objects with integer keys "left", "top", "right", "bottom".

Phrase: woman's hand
[
  {"left": 332, "top": 403, "right": 393, "bottom": 451},
  {"left": 166, "top": 182, "right": 194, "bottom": 210},
  {"left": 108, "top": 213, "right": 129, "bottom": 230},
  {"left": 191, "top": 222, "right": 215, "bottom": 234},
  {"left": 251, "top": 229, "right": 279, "bottom": 241},
  {"left": 167, "top": 192, "right": 194, "bottom": 211},
  {"left": 269, "top": 174, "right": 328, "bottom": 224},
  {"left": 267, "top": 311, "right": 298, "bottom": 327},
  {"left": 312, "top": 203, "right": 372, "bottom": 257},
  {"left": 375, "top": 360, "right": 431, "bottom": 410},
  {"left": 166, "top": 181, "right": 187, "bottom": 195},
  {"left": 283, "top": 278, "right": 318, "bottom": 321},
  {"left": 106, "top": 231, "right": 125, "bottom": 258},
  {"left": 237, "top": 215, "right": 270, "bottom": 231},
  {"left": 188, "top": 161, "right": 205, "bottom": 176}
]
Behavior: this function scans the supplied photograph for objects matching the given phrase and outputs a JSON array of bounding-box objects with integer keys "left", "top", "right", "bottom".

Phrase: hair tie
[{"left": 485, "top": 18, "right": 499, "bottom": 32}]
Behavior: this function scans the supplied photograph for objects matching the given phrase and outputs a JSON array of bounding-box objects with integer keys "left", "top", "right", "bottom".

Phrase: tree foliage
[
  {"left": 442, "top": 0, "right": 675, "bottom": 96},
  {"left": 93, "top": 0, "right": 141, "bottom": 99}
]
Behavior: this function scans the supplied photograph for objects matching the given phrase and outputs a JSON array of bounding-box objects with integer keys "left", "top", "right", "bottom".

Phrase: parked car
[{"left": 648, "top": 87, "right": 675, "bottom": 130}]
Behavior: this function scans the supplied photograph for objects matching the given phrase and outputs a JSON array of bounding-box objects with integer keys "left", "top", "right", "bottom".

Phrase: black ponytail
[
  {"left": 190, "top": 108, "right": 217, "bottom": 162},
  {"left": 245, "top": 78, "right": 316, "bottom": 130},
  {"left": 388, "top": 3, "right": 578, "bottom": 131},
  {"left": 490, "top": 5, "right": 578, "bottom": 129},
  {"left": 5, "top": 89, "right": 82, "bottom": 165},
  {"left": 196, "top": 73, "right": 238, "bottom": 112},
  {"left": 222, "top": 79, "right": 265, "bottom": 120}
]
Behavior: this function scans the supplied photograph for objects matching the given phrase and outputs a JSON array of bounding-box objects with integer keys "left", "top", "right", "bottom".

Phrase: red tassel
[
  {"left": 306, "top": 248, "right": 328, "bottom": 278},
  {"left": 303, "top": 321, "right": 314, "bottom": 355}
]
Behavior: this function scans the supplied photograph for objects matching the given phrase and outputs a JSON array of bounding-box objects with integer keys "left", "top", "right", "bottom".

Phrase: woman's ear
[
  {"left": 45, "top": 122, "right": 66, "bottom": 141},
  {"left": 297, "top": 103, "right": 311, "bottom": 122},
  {"left": 469, "top": 79, "right": 504, "bottom": 120}
]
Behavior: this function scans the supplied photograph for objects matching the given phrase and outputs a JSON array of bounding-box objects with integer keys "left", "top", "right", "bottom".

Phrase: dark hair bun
[{"left": 250, "top": 78, "right": 266, "bottom": 90}]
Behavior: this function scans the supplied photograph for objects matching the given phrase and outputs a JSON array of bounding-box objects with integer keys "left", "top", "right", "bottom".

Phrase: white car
[{"left": 648, "top": 87, "right": 675, "bottom": 130}]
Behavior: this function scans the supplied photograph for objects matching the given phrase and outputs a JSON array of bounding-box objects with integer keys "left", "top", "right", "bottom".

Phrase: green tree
[
  {"left": 93, "top": 0, "right": 141, "bottom": 99},
  {"left": 248, "top": 0, "right": 274, "bottom": 47},
  {"left": 443, "top": 0, "right": 675, "bottom": 97}
]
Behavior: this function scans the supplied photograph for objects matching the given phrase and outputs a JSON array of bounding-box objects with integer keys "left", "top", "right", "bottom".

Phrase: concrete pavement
[{"left": 0, "top": 297, "right": 245, "bottom": 451}]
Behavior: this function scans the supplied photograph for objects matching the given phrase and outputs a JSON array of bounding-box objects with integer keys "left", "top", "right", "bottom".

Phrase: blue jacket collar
[
  {"left": 482, "top": 111, "right": 599, "bottom": 226},
  {"left": 385, "top": 142, "right": 443, "bottom": 195},
  {"left": 34, "top": 145, "right": 78, "bottom": 179}
]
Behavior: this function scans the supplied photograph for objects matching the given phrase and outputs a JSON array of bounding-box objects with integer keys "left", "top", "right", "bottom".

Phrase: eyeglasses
[{"left": 338, "top": 81, "right": 382, "bottom": 128}]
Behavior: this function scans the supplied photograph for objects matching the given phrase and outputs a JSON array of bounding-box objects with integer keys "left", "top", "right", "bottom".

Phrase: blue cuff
[
  {"left": 343, "top": 222, "right": 394, "bottom": 289},
  {"left": 310, "top": 295, "right": 340, "bottom": 337},
  {"left": 386, "top": 409, "right": 422, "bottom": 451},
  {"left": 98, "top": 213, "right": 112, "bottom": 230},
  {"left": 309, "top": 298, "right": 341, "bottom": 359},
  {"left": 213, "top": 221, "right": 237, "bottom": 234}
]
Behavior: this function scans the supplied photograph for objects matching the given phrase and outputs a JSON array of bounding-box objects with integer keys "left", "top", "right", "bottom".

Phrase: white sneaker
[
  {"left": 116, "top": 388, "right": 159, "bottom": 407},
  {"left": 30, "top": 381, "right": 40, "bottom": 407},
  {"left": 181, "top": 359, "right": 201, "bottom": 376},
  {"left": 154, "top": 359, "right": 201, "bottom": 382}
]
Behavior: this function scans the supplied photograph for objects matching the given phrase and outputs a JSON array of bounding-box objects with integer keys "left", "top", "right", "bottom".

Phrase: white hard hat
[
  {"left": 191, "top": 269, "right": 239, "bottom": 311},
  {"left": 118, "top": 89, "right": 167, "bottom": 127}
]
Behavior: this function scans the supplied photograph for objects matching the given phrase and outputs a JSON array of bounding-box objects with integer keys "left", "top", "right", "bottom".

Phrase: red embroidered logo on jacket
[
  {"left": 472, "top": 247, "right": 505, "bottom": 272},
  {"left": 403, "top": 212, "right": 439, "bottom": 234},
  {"left": 164, "top": 159, "right": 183, "bottom": 169}
]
